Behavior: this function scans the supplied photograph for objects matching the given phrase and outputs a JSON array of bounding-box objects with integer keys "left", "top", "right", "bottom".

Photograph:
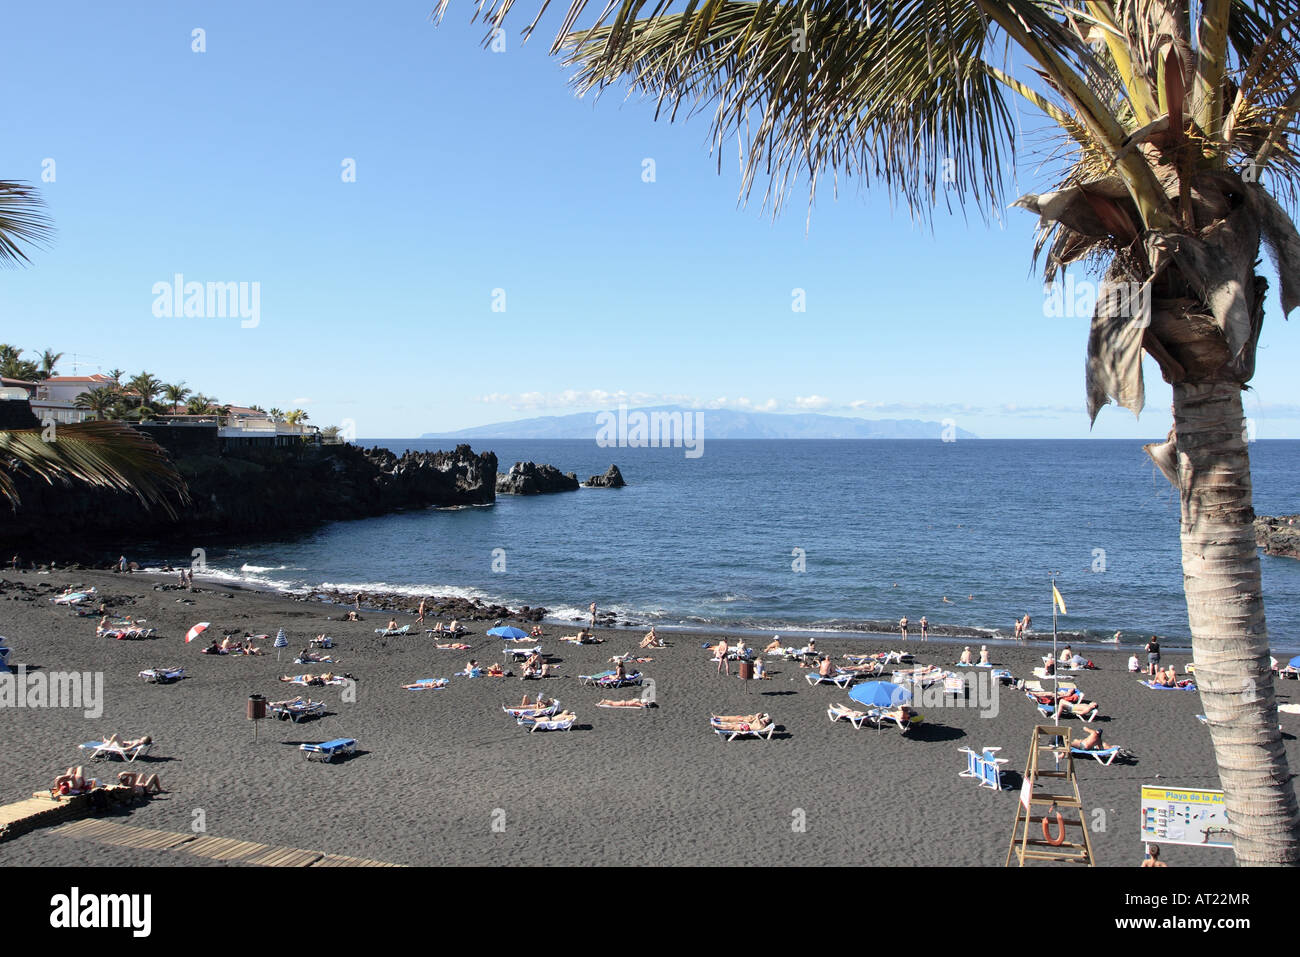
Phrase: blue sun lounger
[
  {"left": 375, "top": 625, "right": 411, "bottom": 636},
  {"left": 300, "top": 738, "right": 357, "bottom": 762},
  {"left": 1071, "top": 745, "right": 1124, "bottom": 765}
]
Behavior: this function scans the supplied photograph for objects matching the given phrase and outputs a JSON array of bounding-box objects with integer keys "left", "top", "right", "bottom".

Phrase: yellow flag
[{"left": 1052, "top": 585, "right": 1067, "bottom": 615}]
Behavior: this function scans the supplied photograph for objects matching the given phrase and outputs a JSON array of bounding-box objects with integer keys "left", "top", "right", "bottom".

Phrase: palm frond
[
  {"left": 0, "top": 181, "right": 55, "bottom": 268},
  {"left": 0, "top": 422, "right": 190, "bottom": 518}
]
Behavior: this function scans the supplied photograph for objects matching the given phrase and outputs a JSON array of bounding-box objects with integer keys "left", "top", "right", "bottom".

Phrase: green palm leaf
[
  {"left": 0, "top": 180, "right": 55, "bottom": 267},
  {"left": 0, "top": 422, "right": 190, "bottom": 518}
]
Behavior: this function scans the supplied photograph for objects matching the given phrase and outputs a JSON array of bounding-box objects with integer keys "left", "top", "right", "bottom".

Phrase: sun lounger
[
  {"left": 503, "top": 645, "right": 542, "bottom": 661},
  {"left": 991, "top": 669, "right": 1014, "bottom": 684},
  {"left": 1140, "top": 679, "right": 1197, "bottom": 690},
  {"left": 597, "top": 671, "right": 642, "bottom": 688},
  {"left": 710, "top": 716, "right": 776, "bottom": 742},
  {"left": 53, "top": 592, "right": 91, "bottom": 605},
  {"left": 827, "top": 703, "right": 870, "bottom": 729},
  {"left": 295, "top": 654, "right": 337, "bottom": 664},
  {"left": 518, "top": 713, "right": 575, "bottom": 732},
  {"left": 310, "top": 636, "right": 334, "bottom": 648},
  {"left": 270, "top": 698, "right": 327, "bottom": 721},
  {"left": 300, "top": 738, "right": 357, "bottom": 762},
  {"left": 959, "top": 746, "right": 1010, "bottom": 789},
  {"left": 286, "top": 674, "right": 350, "bottom": 686},
  {"left": 503, "top": 700, "right": 559, "bottom": 718},
  {"left": 79, "top": 739, "right": 151, "bottom": 762},
  {"left": 375, "top": 625, "right": 411, "bottom": 636},
  {"left": 866, "top": 709, "right": 924, "bottom": 733},
  {"left": 405, "top": 678, "right": 449, "bottom": 691},
  {"left": 138, "top": 667, "right": 185, "bottom": 684},
  {"left": 1071, "top": 745, "right": 1125, "bottom": 765},
  {"left": 805, "top": 670, "right": 858, "bottom": 688}
]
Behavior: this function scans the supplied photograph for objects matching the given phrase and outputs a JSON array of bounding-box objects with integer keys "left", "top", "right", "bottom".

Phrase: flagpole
[{"left": 1051, "top": 574, "right": 1060, "bottom": 728}]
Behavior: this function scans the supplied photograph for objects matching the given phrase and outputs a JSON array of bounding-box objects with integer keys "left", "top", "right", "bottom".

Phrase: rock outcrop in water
[
  {"left": 496, "top": 462, "right": 580, "bottom": 495},
  {"left": 0, "top": 436, "right": 497, "bottom": 559},
  {"left": 585, "top": 464, "right": 626, "bottom": 488},
  {"left": 1256, "top": 514, "right": 1300, "bottom": 560}
]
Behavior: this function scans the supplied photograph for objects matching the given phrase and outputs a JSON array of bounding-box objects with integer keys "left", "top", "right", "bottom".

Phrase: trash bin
[
  {"left": 738, "top": 661, "right": 754, "bottom": 680},
  {"left": 247, "top": 694, "right": 267, "bottom": 720}
]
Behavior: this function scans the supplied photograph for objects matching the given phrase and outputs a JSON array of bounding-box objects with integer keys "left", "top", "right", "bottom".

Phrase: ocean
[{"left": 169, "top": 439, "right": 1300, "bottom": 653}]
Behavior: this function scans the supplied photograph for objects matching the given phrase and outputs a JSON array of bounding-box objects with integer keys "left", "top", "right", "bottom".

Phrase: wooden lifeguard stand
[{"left": 1005, "top": 724, "right": 1096, "bottom": 866}]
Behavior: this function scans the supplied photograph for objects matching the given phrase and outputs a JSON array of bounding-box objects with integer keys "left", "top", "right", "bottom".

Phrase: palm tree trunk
[{"left": 1174, "top": 380, "right": 1300, "bottom": 864}]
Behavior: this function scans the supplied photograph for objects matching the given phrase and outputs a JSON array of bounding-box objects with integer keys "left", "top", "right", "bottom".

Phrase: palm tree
[
  {"left": 0, "top": 345, "right": 39, "bottom": 381},
  {"left": 74, "top": 387, "right": 118, "bottom": 420},
  {"left": 268, "top": 408, "right": 285, "bottom": 422},
  {"left": 441, "top": 0, "right": 1300, "bottom": 863},
  {"left": 162, "top": 382, "right": 191, "bottom": 414},
  {"left": 106, "top": 369, "right": 125, "bottom": 387},
  {"left": 185, "top": 395, "right": 213, "bottom": 416},
  {"left": 127, "top": 372, "right": 162, "bottom": 409},
  {"left": 285, "top": 409, "right": 309, "bottom": 426},
  {"left": 36, "top": 349, "right": 62, "bottom": 380}
]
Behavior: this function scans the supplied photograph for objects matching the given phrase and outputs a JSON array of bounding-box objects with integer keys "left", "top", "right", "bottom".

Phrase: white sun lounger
[
  {"left": 138, "top": 667, "right": 185, "bottom": 683},
  {"left": 504, "top": 700, "right": 559, "bottom": 718},
  {"left": 270, "top": 698, "right": 326, "bottom": 722},
  {"left": 806, "top": 670, "right": 857, "bottom": 688},
  {"left": 519, "top": 714, "right": 575, "bottom": 732},
  {"left": 1071, "top": 745, "right": 1124, "bottom": 765},
  {"left": 79, "top": 739, "right": 151, "bottom": 762},
  {"left": 710, "top": 717, "right": 776, "bottom": 741},
  {"left": 827, "top": 703, "right": 870, "bottom": 729}
]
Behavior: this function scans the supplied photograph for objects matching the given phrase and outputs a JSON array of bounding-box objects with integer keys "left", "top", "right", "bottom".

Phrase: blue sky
[{"left": 2, "top": 0, "right": 1298, "bottom": 439}]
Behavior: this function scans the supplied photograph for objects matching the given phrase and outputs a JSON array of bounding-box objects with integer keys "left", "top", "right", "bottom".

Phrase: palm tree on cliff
[
  {"left": 440, "top": 0, "right": 1300, "bottom": 864},
  {"left": 127, "top": 372, "right": 162, "bottom": 409},
  {"left": 285, "top": 409, "right": 309, "bottom": 426},
  {"left": 75, "top": 387, "right": 117, "bottom": 420},
  {"left": 36, "top": 349, "right": 62, "bottom": 380},
  {"left": 162, "top": 382, "right": 191, "bottom": 413},
  {"left": 0, "top": 183, "right": 186, "bottom": 515}
]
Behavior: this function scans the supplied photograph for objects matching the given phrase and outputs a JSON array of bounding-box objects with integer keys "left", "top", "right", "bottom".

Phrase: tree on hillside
[
  {"left": 440, "top": 0, "right": 1300, "bottom": 864},
  {"left": 162, "top": 382, "right": 192, "bottom": 412},
  {"left": 0, "top": 345, "right": 39, "bottom": 381},
  {"left": 74, "top": 387, "right": 118, "bottom": 420},
  {"left": 127, "top": 372, "right": 162, "bottom": 409}
]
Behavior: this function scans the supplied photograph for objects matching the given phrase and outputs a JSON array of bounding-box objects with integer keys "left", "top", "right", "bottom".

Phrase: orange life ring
[{"left": 1042, "top": 809, "right": 1066, "bottom": 846}]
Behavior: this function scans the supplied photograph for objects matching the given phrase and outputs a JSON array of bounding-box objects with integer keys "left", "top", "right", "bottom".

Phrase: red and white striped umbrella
[{"left": 185, "top": 622, "right": 210, "bottom": 643}]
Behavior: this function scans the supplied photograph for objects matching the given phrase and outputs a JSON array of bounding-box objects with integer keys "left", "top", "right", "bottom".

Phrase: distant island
[{"left": 423, "top": 405, "right": 979, "bottom": 440}]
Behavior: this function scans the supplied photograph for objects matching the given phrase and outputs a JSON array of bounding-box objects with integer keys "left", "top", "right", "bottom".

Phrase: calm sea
[{"left": 171, "top": 439, "right": 1300, "bottom": 653}]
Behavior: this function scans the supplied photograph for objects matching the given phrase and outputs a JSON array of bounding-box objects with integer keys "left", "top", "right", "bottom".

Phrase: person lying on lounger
[
  {"left": 433, "top": 642, "right": 470, "bottom": 650},
  {"left": 763, "top": 638, "right": 783, "bottom": 653},
  {"left": 518, "top": 695, "right": 553, "bottom": 708},
  {"left": 117, "top": 771, "right": 163, "bottom": 795},
  {"left": 281, "top": 673, "right": 325, "bottom": 685},
  {"left": 1072, "top": 727, "right": 1110, "bottom": 751},
  {"left": 712, "top": 712, "right": 771, "bottom": 729},
  {"left": 881, "top": 705, "right": 916, "bottom": 724},
  {"left": 1054, "top": 697, "right": 1100, "bottom": 720},
  {"left": 103, "top": 734, "right": 152, "bottom": 751},
  {"left": 598, "top": 698, "right": 649, "bottom": 708}
]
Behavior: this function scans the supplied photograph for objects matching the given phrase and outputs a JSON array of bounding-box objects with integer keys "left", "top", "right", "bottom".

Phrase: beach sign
[{"left": 1139, "top": 785, "right": 1230, "bottom": 847}]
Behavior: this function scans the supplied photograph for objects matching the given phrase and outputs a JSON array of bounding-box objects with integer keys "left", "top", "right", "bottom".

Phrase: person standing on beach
[
  {"left": 589, "top": 601, "right": 597, "bottom": 630},
  {"left": 417, "top": 599, "right": 426, "bottom": 625},
  {"left": 117, "top": 555, "right": 128, "bottom": 573},
  {"left": 919, "top": 616, "right": 929, "bottom": 640},
  {"left": 1145, "top": 636, "right": 1161, "bottom": 676},
  {"left": 899, "top": 616, "right": 909, "bottom": 640},
  {"left": 716, "top": 638, "right": 730, "bottom": 675}
]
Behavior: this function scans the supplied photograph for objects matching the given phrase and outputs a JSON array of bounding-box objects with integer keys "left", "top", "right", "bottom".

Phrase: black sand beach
[{"left": 2, "top": 569, "right": 1296, "bottom": 867}]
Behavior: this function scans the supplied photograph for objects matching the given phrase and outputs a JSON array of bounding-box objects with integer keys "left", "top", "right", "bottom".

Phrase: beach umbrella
[
  {"left": 1289, "top": 655, "right": 1300, "bottom": 670},
  {"left": 274, "top": 629, "right": 288, "bottom": 661},
  {"left": 488, "top": 626, "right": 529, "bottom": 640},
  {"left": 848, "top": 681, "right": 912, "bottom": 709},
  {"left": 185, "top": 622, "right": 210, "bottom": 644}
]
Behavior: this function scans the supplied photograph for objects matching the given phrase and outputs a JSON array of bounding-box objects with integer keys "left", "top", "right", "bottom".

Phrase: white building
[{"left": 30, "top": 374, "right": 116, "bottom": 424}]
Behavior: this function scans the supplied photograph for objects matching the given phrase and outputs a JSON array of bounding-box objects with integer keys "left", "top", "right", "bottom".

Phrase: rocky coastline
[{"left": 1256, "top": 514, "right": 1300, "bottom": 560}]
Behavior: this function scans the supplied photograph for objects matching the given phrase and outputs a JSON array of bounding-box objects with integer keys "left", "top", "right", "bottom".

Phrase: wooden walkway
[
  {"left": 0, "top": 788, "right": 134, "bottom": 844},
  {"left": 47, "top": 819, "right": 403, "bottom": 867}
]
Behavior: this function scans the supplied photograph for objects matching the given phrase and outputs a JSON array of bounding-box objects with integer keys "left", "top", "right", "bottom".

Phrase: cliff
[{"left": 0, "top": 436, "right": 496, "bottom": 559}]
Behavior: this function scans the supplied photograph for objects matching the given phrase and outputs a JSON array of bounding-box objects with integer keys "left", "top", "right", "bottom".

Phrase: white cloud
[{"left": 794, "top": 395, "right": 831, "bottom": 410}]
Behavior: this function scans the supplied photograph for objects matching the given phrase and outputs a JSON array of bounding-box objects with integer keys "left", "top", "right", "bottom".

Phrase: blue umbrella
[
  {"left": 1288, "top": 655, "right": 1300, "bottom": 670},
  {"left": 849, "top": 681, "right": 912, "bottom": 709},
  {"left": 488, "top": 626, "right": 529, "bottom": 640}
]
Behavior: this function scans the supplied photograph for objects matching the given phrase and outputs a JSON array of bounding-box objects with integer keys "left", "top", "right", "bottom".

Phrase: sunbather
[
  {"left": 712, "top": 712, "right": 771, "bottom": 729},
  {"left": 522, "top": 652, "right": 551, "bottom": 678},
  {"left": 978, "top": 646, "right": 991, "bottom": 665},
  {"left": 281, "top": 673, "right": 325, "bottom": 685},
  {"left": 598, "top": 698, "right": 649, "bottom": 708},
  {"left": 103, "top": 733, "right": 152, "bottom": 752},
  {"left": 818, "top": 655, "right": 835, "bottom": 678},
  {"left": 517, "top": 694, "right": 553, "bottom": 708},
  {"left": 386, "top": 618, "right": 399, "bottom": 632},
  {"left": 882, "top": 705, "right": 916, "bottom": 724},
  {"left": 117, "top": 770, "right": 163, "bottom": 795},
  {"left": 959, "top": 646, "right": 973, "bottom": 665},
  {"left": 640, "top": 628, "right": 664, "bottom": 648},
  {"left": 1054, "top": 697, "right": 1100, "bottom": 720},
  {"left": 1072, "top": 727, "right": 1110, "bottom": 751},
  {"left": 433, "top": 642, "right": 470, "bottom": 650},
  {"left": 763, "top": 638, "right": 783, "bottom": 653},
  {"left": 54, "top": 766, "right": 99, "bottom": 795}
]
